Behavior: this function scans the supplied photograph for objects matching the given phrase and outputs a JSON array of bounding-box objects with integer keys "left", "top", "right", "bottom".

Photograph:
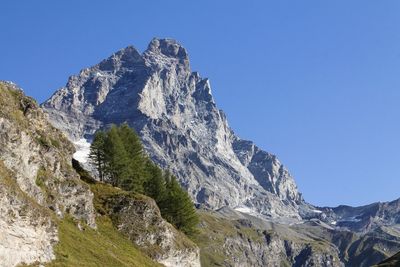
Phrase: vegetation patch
[
  {"left": 0, "top": 82, "right": 38, "bottom": 128},
  {"left": 89, "top": 124, "right": 199, "bottom": 236},
  {"left": 193, "top": 211, "right": 260, "bottom": 266},
  {"left": 46, "top": 216, "right": 160, "bottom": 267},
  {"left": 35, "top": 167, "right": 56, "bottom": 203}
]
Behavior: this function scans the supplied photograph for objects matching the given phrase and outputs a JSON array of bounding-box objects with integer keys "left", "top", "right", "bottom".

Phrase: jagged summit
[
  {"left": 42, "top": 38, "right": 305, "bottom": 220},
  {"left": 98, "top": 45, "right": 144, "bottom": 71},
  {"left": 144, "top": 38, "right": 191, "bottom": 72},
  {"left": 146, "top": 38, "right": 189, "bottom": 60},
  {"left": 96, "top": 38, "right": 190, "bottom": 73}
]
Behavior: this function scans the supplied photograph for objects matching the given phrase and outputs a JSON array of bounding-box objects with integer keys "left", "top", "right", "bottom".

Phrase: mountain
[
  {"left": 317, "top": 198, "right": 400, "bottom": 233},
  {"left": 376, "top": 250, "right": 400, "bottom": 266},
  {"left": 42, "top": 38, "right": 305, "bottom": 220},
  {"left": 0, "top": 81, "right": 199, "bottom": 267},
  {"left": 40, "top": 38, "right": 400, "bottom": 266},
  {"left": 194, "top": 205, "right": 400, "bottom": 267}
]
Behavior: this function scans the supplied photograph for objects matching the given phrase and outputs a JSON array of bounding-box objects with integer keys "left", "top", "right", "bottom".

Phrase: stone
[{"left": 42, "top": 38, "right": 304, "bottom": 220}]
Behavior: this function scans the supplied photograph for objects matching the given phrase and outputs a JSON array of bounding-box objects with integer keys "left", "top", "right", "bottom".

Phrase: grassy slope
[
  {"left": 47, "top": 216, "right": 159, "bottom": 267},
  {"left": 194, "top": 210, "right": 346, "bottom": 267},
  {"left": 193, "top": 211, "right": 235, "bottom": 266},
  {"left": 46, "top": 167, "right": 161, "bottom": 267},
  {"left": 193, "top": 211, "right": 282, "bottom": 267}
]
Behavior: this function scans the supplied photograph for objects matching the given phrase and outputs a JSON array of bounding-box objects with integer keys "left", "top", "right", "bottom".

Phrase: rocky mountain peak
[
  {"left": 147, "top": 38, "right": 189, "bottom": 60},
  {"left": 98, "top": 45, "right": 144, "bottom": 71},
  {"left": 42, "top": 38, "right": 304, "bottom": 220},
  {"left": 144, "top": 38, "right": 190, "bottom": 71}
]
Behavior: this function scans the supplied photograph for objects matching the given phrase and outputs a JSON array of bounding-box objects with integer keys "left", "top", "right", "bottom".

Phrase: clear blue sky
[{"left": 1, "top": 0, "right": 400, "bottom": 207}]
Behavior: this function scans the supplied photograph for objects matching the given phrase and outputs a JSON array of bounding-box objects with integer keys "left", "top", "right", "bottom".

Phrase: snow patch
[
  {"left": 94, "top": 72, "right": 104, "bottom": 77},
  {"left": 234, "top": 206, "right": 259, "bottom": 216},
  {"left": 73, "top": 138, "right": 91, "bottom": 164},
  {"left": 311, "top": 209, "right": 323, "bottom": 214}
]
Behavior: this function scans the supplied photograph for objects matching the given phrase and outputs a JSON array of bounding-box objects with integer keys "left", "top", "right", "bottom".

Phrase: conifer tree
[
  {"left": 89, "top": 131, "right": 106, "bottom": 181},
  {"left": 117, "top": 123, "right": 146, "bottom": 192},
  {"left": 89, "top": 124, "right": 199, "bottom": 235},
  {"left": 159, "top": 172, "right": 199, "bottom": 235},
  {"left": 143, "top": 159, "right": 165, "bottom": 202},
  {"left": 118, "top": 123, "right": 143, "bottom": 159},
  {"left": 103, "top": 125, "right": 131, "bottom": 187}
]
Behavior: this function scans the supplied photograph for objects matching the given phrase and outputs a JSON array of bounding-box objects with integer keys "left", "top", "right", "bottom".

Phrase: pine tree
[
  {"left": 143, "top": 160, "right": 165, "bottom": 202},
  {"left": 117, "top": 123, "right": 146, "bottom": 192},
  {"left": 88, "top": 124, "right": 199, "bottom": 235},
  {"left": 103, "top": 125, "right": 131, "bottom": 187},
  {"left": 159, "top": 172, "right": 199, "bottom": 236},
  {"left": 117, "top": 123, "right": 143, "bottom": 160},
  {"left": 89, "top": 131, "right": 106, "bottom": 181}
]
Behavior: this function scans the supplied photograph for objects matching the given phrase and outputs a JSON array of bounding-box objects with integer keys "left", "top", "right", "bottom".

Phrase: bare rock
[
  {"left": 42, "top": 38, "right": 304, "bottom": 220},
  {"left": 92, "top": 184, "right": 200, "bottom": 267}
]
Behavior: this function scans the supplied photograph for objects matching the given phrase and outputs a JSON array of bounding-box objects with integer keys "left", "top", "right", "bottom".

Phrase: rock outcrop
[
  {"left": 42, "top": 38, "right": 304, "bottom": 220},
  {"left": 90, "top": 182, "right": 201, "bottom": 267},
  {"left": 0, "top": 82, "right": 96, "bottom": 266},
  {"left": 0, "top": 161, "right": 57, "bottom": 266}
]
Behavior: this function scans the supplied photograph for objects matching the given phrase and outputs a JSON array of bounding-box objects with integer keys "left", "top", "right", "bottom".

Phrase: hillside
[{"left": 0, "top": 81, "right": 198, "bottom": 267}]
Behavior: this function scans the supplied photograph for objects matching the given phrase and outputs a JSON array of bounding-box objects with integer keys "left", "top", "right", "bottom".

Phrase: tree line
[{"left": 89, "top": 123, "right": 198, "bottom": 235}]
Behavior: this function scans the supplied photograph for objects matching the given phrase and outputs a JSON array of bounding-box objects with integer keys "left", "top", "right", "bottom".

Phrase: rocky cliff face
[
  {"left": 0, "top": 161, "right": 57, "bottom": 266},
  {"left": 42, "top": 38, "right": 304, "bottom": 219},
  {"left": 90, "top": 182, "right": 201, "bottom": 267},
  {"left": 0, "top": 82, "right": 96, "bottom": 266},
  {"left": 0, "top": 82, "right": 198, "bottom": 267}
]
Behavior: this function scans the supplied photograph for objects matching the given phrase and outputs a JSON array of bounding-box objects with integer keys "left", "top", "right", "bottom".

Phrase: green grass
[
  {"left": 0, "top": 84, "right": 159, "bottom": 267},
  {"left": 35, "top": 168, "right": 47, "bottom": 188},
  {"left": 89, "top": 182, "right": 131, "bottom": 215},
  {"left": 44, "top": 173, "right": 162, "bottom": 266},
  {"left": 46, "top": 216, "right": 160, "bottom": 267},
  {"left": 193, "top": 211, "right": 260, "bottom": 267},
  {"left": 0, "top": 82, "right": 74, "bottom": 155},
  {"left": 0, "top": 83, "right": 36, "bottom": 126},
  {"left": 0, "top": 159, "right": 159, "bottom": 267},
  {"left": 36, "top": 135, "right": 51, "bottom": 148},
  {"left": 89, "top": 181, "right": 198, "bottom": 254}
]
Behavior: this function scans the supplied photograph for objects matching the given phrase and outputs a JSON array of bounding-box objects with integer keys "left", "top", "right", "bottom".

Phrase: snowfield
[{"left": 73, "top": 138, "right": 91, "bottom": 163}]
